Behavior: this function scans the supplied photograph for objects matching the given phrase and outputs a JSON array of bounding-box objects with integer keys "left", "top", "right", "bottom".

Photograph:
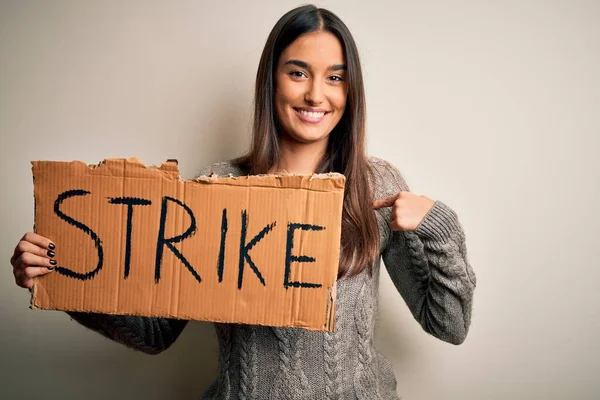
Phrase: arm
[
  {"left": 376, "top": 161, "right": 476, "bottom": 345},
  {"left": 66, "top": 313, "right": 188, "bottom": 355}
]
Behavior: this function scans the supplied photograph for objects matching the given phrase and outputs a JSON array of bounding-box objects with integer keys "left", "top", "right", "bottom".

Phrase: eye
[
  {"left": 289, "top": 70, "right": 307, "bottom": 79},
  {"left": 329, "top": 75, "right": 344, "bottom": 82}
]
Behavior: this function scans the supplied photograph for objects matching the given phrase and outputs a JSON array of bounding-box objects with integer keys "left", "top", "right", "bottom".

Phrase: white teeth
[{"left": 299, "top": 109, "right": 325, "bottom": 118}]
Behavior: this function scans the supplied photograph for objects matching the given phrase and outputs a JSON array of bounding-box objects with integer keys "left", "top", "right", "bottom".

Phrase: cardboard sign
[{"left": 30, "top": 158, "right": 345, "bottom": 331}]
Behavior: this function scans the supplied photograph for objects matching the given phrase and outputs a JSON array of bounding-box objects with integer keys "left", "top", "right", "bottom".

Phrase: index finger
[
  {"left": 372, "top": 194, "right": 400, "bottom": 210},
  {"left": 20, "top": 232, "right": 55, "bottom": 251}
]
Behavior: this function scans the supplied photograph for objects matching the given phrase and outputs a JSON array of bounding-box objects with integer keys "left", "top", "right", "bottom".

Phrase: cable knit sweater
[{"left": 68, "top": 157, "right": 477, "bottom": 399}]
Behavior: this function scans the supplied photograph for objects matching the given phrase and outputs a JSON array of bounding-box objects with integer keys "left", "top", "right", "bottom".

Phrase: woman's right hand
[{"left": 11, "top": 232, "right": 56, "bottom": 289}]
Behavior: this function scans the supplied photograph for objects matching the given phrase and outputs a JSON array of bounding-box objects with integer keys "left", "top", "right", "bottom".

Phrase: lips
[{"left": 293, "top": 108, "right": 329, "bottom": 124}]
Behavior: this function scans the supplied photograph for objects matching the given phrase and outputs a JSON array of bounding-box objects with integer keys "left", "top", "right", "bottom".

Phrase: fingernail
[
  {"left": 47, "top": 266, "right": 55, "bottom": 271},
  {"left": 50, "top": 259, "right": 57, "bottom": 266},
  {"left": 48, "top": 243, "right": 55, "bottom": 250},
  {"left": 47, "top": 250, "right": 55, "bottom": 258}
]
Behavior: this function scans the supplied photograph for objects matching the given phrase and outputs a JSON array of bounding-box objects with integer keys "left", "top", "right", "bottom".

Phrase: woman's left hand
[{"left": 373, "top": 192, "right": 436, "bottom": 231}]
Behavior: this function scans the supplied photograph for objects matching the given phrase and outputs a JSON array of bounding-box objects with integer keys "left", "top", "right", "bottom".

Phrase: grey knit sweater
[{"left": 68, "top": 157, "right": 476, "bottom": 399}]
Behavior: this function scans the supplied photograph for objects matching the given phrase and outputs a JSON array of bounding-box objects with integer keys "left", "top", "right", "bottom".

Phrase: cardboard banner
[{"left": 31, "top": 158, "right": 345, "bottom": 331}]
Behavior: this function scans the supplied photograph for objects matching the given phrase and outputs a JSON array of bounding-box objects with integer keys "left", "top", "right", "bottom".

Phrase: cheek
[
  {"left": 331, "top": 88, "right": 348, "bottom": 113},
  {"left": 275, "top": 88, "right": 296, "bottom": 116},
  {"left": 274, "top": 91, "right": 284, "bottom": 115},
  {"left": 274, "top": 90, "right": 291, "bottom": 122},
  {"left": 283, "top": 86, "right": 305, "bottom": 106},
  {"left": 276, "top": 75, "right": 303, "bottom": 101}
]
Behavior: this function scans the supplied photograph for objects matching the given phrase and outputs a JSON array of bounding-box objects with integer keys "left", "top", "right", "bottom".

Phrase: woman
[{"left": 10, "top": 5, "right": 476, "bottom": 399}]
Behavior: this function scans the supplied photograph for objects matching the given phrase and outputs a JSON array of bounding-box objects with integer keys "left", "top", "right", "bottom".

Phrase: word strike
[{"left": 52, "top": 189, "right": 324, "bottom": 289}]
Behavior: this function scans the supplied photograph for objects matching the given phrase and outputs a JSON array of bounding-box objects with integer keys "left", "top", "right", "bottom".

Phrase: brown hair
[{"left": 234, "top": 5, "right": 379, "bottom": 277}]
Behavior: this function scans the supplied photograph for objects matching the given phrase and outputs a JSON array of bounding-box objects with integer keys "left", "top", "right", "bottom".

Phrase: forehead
[{"left": 280, "top": 31, "right": 345, "bottom": 67}]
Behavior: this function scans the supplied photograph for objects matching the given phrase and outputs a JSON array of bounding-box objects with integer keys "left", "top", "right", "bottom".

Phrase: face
[{"left": 274, "top": 31, "right": 348, "bottom": 146}]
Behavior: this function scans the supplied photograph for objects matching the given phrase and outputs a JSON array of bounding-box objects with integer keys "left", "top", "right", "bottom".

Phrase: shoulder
[
  {"left": 367, "top": 156, "right": 410, "bottom": 196},
  {"left": 195, "top": 160, "right": 246, "bottom": 178}
]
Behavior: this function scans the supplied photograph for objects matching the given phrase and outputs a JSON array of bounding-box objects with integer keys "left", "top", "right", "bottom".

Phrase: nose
[{"left": 304, "top": 79, "right": 324, "bottom": 105}]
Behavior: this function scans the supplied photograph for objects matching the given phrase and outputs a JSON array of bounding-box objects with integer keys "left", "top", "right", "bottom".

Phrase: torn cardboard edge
[
  {"left": 62, "top": 156, "right": 345, "bottom": 181},
  {"left": 30, "top": 158, "right": 345, "bottom": 331}
]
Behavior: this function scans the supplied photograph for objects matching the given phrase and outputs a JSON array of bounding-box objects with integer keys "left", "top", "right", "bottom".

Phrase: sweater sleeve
[
  {"left": 373, "top": 159, "right": 477, "bottom": 345},
  {"left": 67, "top": 312, "right": 188, "bottom": 355}
]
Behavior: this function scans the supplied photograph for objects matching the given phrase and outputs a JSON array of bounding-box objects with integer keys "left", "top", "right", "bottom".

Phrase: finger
[
  {"left": 22, "top": 264, "right": 55, "bottom": 280},
  {"left": 13, "top": 232, "right": 55, "bottom": 264},
  {"left": 16, "top": 252, "right": 56, "bottom": 271},
  {"left": 20, "top": 232, "right": 55, "bottom": 252},
  {"left": 372, "top": 194, "right": 400, "bottom": 210},
  {"left": 14, "top": 240, "right": 55, "bottom": 262},
  {"left": 15, "top": 266, "right": 54, "bottom": 289},
  {"left": 14, "top": 268, "right": 33, "bottom": 289}
]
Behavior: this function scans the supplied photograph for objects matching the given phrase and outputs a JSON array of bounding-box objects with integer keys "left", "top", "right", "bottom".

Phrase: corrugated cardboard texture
[{"left": 31, "top": 158, "right": 345, "bottom": 331}]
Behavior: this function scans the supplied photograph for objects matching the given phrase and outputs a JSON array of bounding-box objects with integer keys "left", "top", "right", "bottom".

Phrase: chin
[{"left": 287, "top": 129, "right": 330, "bottom": 144}]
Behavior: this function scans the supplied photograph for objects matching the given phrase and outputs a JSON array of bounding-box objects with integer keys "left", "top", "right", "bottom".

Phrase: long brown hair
[{"left": 234, "top": 5, "right": 379, "bottom": 277}]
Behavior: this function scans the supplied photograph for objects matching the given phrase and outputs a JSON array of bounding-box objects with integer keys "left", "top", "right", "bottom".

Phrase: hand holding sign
[
  {"left": 11, "top": 232, "right": 56, "bottom": 289},
  {"left": 372, "top": 192, "right": 436, "bottom": 231}
]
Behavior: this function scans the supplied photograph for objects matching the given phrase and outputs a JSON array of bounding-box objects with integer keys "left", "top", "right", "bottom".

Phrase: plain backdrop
[{"left": 1, "top": 1, "right": 598, "bottom": 399}]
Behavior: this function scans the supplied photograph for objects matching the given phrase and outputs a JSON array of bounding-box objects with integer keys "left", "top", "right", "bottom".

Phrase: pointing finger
[{"left": 372, "top": 194, "right": 399, "bottom": 210}]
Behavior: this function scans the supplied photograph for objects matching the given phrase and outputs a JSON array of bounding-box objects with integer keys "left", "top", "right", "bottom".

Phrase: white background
[{"left": 1, "top": 1, "right": 598, "bottom": 399}]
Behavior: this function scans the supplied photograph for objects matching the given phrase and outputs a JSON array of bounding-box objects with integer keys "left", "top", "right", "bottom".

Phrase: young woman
[{"left": 10, "top": 5, "right": 476, "bottom": 399}]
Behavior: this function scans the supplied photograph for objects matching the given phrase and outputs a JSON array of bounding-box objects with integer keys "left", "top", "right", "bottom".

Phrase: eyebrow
[{"left": 284, "top": 59, "right": 347, "bottom": 71}]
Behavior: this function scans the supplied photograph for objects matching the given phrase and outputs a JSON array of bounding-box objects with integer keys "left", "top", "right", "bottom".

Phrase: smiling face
[{"left": 274, "top": 30, "right": 348, "bottom": 147}]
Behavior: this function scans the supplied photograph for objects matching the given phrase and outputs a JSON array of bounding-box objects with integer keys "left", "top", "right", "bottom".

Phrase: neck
[{"left": 273, "top": 136, "right": 328, "bottom": 175}]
